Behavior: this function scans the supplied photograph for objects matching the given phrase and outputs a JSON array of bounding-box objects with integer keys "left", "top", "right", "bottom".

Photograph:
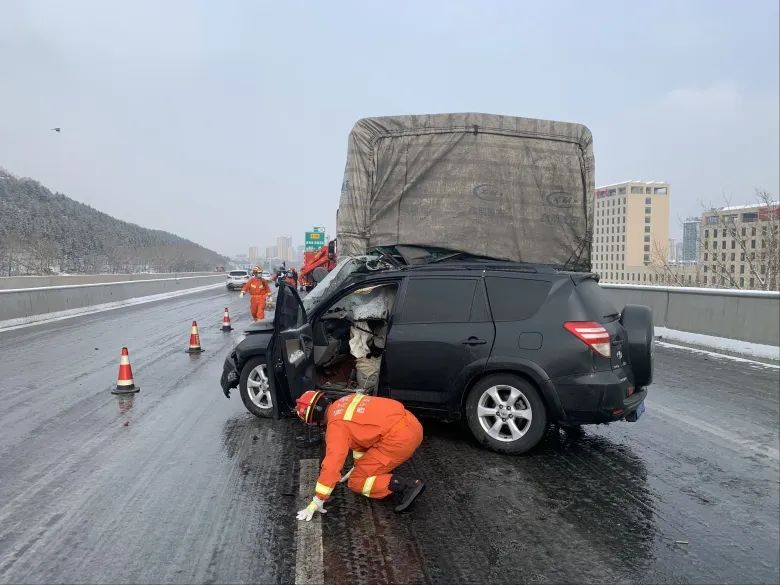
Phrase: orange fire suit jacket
[
  {"left": 312, "top": 394, "right": 413, "bottom": 501},
  {"left": 241, "top": 276, "right": 270, "bottom": 297}
]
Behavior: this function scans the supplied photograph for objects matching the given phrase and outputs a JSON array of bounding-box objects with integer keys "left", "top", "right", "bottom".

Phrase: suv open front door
[{"left": 267, "top": 282, "right": 314, "bottom": 418}]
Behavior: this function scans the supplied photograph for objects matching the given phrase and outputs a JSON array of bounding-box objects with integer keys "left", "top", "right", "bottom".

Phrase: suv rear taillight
[{"left": 564, "top": 321, "right": 611, "bottom": 358}]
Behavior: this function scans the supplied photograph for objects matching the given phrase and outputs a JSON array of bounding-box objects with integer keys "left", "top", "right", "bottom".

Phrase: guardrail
[
  {"left": 0, "top": 272, "right": 219, "bottom": 289},
  {"left": 0, "top": 274, "right": 226, "bottom": 326},
  {"left": 600, "top": 284, "right": 780, "bottom": 346}
]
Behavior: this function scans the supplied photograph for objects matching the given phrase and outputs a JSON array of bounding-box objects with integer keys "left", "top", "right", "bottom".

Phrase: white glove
[
  {"left": 240, "top": 292, "right": 245, "bottom": 297},
  {"left": 339, "top": 467, "right": 354, "bottom": 483},
  {"left": 296, "top": 496, "right": 327, "bottom": 522}
]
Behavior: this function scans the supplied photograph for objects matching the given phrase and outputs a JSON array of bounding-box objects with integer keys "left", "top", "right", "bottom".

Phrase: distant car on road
[
  {"left": 226, "top": 270, "right": 250, "bottom": 290},
  {"left": 220, "top": 255, "right": 654, "bottom": 454}
]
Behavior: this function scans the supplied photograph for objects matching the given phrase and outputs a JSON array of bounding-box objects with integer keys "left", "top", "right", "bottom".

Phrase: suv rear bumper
[{"left": 552, "top": 370, "right": 647, "bottom": 424}]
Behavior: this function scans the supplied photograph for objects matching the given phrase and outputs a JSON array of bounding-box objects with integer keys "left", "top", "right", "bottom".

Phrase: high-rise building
[
  {"left": 248, "top": 246, "right": 260, "bottom": 265},
  {"left": 675, "top": 241, "right": 684, "bottom": 263},
  {"left": 668, "top": 238, "right": 677, "bottom": 262},
  {"left": 699, "top": 201, "right": 780, "bottom": 289},
  {"left": 265, "top": 246, "right": 278, "bottom": 260},
  {"left": 592, "top": 180, "right": 670, "bottom": 284},
  {"left": 276, "top": 236, "right": 293, "bottom": 263},
  {"left": 682, "top": 218, "right": 700, "bottom": 263}
]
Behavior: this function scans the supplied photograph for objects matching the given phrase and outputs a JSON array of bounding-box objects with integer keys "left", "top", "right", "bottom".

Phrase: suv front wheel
[
  {"left": 239, "top": 357, "right": 273, "bottom": 418},
  {"left": 465, "top": 374, "right": 547, "bottom": 454}
]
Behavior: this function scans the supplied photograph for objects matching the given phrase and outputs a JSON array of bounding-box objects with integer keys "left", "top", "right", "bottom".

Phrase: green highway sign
[{"left": 305, "top": 230, "right": 325, "bottom": 251}]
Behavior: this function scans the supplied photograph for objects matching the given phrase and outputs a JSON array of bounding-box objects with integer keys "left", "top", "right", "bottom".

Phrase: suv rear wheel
[
  {"left": 239, "top": 357, "right": 273, "bottom": 418},
  {"left": 465, "top": 374, "right": 547, "bottom": 454}
]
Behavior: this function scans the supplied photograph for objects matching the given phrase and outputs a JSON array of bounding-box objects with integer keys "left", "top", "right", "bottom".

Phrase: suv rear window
[
  {"left": 485, "top": 277, "right": 552, "bottom": 321},
  {"left": 229, "top": 271, "right": 248, "bottom": 276},
  {"left": 397, "top": 278, "right": 476, "bottom": 323}
]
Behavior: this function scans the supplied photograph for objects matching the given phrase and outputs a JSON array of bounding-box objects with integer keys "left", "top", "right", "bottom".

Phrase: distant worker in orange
[
  {"left": 295, "top": 391, "right": 426, "bottom": 522},
  {"left": 240, "top": 266, "right": 271, "bottom": 321}
]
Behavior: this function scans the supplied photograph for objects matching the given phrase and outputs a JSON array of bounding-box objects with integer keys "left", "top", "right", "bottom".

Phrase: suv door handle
[{"left": 462, "top": 337, "right": 487, "bottom": 346}]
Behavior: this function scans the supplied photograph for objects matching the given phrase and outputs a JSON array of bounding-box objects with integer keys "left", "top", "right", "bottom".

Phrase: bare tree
[{"left": 648, "top": 240, "right": 704, "bottom": 287}]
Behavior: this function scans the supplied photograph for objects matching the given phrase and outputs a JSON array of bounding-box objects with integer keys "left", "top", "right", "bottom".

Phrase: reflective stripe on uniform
[
  {"left": 361, "top": 475, "right": 377, "bottom": 497},
  {"left": 315, "top": 482, "right": 333, "bottom": 497},
  {"left": 352, "top": 450, "right": 365, "bottom": 460},
  {"left": 343, "top": 394, "right": 365, "bottom": 421}
]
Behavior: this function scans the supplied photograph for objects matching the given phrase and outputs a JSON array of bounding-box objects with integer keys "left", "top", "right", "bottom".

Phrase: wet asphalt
[{"left": 0, "top": 288, "right": 778, "bottom": 584}]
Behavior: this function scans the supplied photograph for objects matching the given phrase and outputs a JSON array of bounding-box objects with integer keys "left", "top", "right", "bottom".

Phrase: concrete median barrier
[
  {"left": 0, "top": 272, "right": 218, "bottom": 289},
  {"left": 601, "top": 284, "right": 780, "bottom": 346},
  {"left": 0, "top": 274, "right": 225, "bottom": 328}
]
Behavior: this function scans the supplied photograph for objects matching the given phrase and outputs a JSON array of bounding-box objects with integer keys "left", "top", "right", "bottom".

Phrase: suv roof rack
[{"left": 400, "top": 261, "right": 544, "bottom": 274}]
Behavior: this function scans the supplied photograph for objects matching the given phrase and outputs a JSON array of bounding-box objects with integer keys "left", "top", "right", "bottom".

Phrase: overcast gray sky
[{"left": 1, "top": 0, "right": 777, "bottom": 255}]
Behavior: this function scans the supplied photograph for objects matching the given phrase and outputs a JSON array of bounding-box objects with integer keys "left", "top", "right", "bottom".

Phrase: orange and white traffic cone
[
  {"left": 185, "top": 320, "right": 204, "bottom": 353},
  {"left": 112, "top": 347, "right": 140, "bottom": 394},
  {"left": 221, "top": 307, "right": 233, "bottom": 332}
]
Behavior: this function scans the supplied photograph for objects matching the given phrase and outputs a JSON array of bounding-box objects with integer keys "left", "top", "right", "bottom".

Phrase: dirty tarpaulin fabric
[{"left": 336, "top": 113, "right": 594, "bottom": 269}]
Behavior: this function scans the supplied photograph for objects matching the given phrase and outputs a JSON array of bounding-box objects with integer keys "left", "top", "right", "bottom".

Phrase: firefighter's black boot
[{"left": 389, "top": 475, "right": 426, "bottom": 512}]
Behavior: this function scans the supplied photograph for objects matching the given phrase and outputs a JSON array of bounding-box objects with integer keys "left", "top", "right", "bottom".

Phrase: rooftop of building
[
  {"left": 597, "top": 180, "right": 669, "bottom": 189},
  {"left": 704, "top": 201, "right": 780, "bottom": 213}
]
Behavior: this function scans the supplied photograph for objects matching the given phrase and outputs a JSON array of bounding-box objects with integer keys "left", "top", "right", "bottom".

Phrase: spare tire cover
[{"left": 621, "top": 304, "right": 654, "bottom": 387}]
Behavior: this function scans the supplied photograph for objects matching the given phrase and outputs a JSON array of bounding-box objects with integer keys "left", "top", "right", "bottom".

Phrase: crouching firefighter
[{"left": 295, "top": 391, "right": 426, "bottom": 521}]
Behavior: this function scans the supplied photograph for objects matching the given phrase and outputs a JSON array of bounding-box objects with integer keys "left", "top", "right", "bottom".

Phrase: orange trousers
[
  {"left": 347, "top": 412, "right": 423, "bottom": 498},
  {"left": 250, "top": 296, "right": 267, "bottom": 320}
]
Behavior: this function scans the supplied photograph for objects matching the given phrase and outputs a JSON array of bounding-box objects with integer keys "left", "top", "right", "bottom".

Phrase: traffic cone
[
  {"left": 112, "top": 347, "right": 140, "bottom": 394},
  {"left": 185, "top": 320, "right": 204, "bottom": 353},
  {"left": 221, "top": 307, "right": 233, "bottom": 332}
]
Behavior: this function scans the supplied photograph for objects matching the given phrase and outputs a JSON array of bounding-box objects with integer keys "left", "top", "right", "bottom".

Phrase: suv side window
[
  {"left": 396, "top": 278, "right": 476, "bottom": 323},
  {"left": 485, "top": 277, "right": 552, "bottom": 321}
]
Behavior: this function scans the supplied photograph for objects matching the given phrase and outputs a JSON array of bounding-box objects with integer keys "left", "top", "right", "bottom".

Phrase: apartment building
[
  {"left": 593, "top": 180, "right": 670, "bottom": 283},
  {"left": 700, "top": 201, "right": 780, "bottom": 290}
]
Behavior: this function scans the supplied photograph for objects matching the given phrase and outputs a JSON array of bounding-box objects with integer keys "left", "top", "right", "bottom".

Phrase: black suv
[{"left": 220, "top": 256, "right": 653, "bottom": 454}]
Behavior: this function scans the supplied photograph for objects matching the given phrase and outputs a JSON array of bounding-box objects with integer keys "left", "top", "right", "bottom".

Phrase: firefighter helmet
[{"left": 296, "top": 390, "right": 330, "bottom": 424}]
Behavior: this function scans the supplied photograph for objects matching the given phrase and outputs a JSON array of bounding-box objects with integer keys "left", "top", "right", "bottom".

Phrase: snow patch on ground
[
  {"left": 655, "top": 326, "right": 780, "bottom": 364},
  {"left": 0, "top": 283, "right": 223, "bottom": 333}
]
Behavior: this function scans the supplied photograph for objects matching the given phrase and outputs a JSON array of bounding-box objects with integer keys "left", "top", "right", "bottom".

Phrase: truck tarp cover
[{"left": 337, "top": 113, "right": 594, "bottom": 268}]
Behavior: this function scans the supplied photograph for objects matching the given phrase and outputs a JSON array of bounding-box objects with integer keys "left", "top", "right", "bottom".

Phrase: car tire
[
  {"left": 465, "top": 374, "right": 547, "bottom": 455},
  {"left": 621, "top": 304, "right": 654, "bottom": 387},
  {"left": 239, "top": 357, "right": 273, "bottom": 418}
]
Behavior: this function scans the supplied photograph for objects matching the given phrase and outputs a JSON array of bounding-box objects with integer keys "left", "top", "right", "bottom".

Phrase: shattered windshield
[{"left": 301, "top": 257, "right": 366, "bottom": 314}]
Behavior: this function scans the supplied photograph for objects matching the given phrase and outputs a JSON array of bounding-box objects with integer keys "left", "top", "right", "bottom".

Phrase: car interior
[{"left": 309, "top": 283, "right": 398, "bottom": 394}]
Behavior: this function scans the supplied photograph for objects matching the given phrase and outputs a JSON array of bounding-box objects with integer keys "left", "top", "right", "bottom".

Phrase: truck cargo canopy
[{"left": 337, "top": 113, "right": 594, "bottom": 269}]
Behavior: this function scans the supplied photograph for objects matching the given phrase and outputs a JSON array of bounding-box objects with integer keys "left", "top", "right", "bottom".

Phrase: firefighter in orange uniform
[
  {"left": 295, "top": 391, "right": 425, "bottom": 521},
  {"left": 240, "top": 267, "right": 271, "bottom": 321}
]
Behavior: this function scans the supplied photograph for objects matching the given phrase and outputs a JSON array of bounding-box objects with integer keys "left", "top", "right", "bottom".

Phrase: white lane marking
[
  {"left": 0, "top": 283, "right": 223, "bottom": 333},
  {"left": 295, "top": 459, "right": 324, "bottom": 585},
  {"left": 648, "top": 401, "right": 780, "bottom": 462},
  {"left": 656, "top": 341, "right": 780, "bottom": 370}
]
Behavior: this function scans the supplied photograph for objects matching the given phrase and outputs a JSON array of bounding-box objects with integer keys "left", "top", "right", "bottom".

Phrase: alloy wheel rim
[
  {"left": 247, "top": 364, "right": 272, "bottom": 410},
  {"left": 477, "top": 384, "right": 532, "bottom": 442}
]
